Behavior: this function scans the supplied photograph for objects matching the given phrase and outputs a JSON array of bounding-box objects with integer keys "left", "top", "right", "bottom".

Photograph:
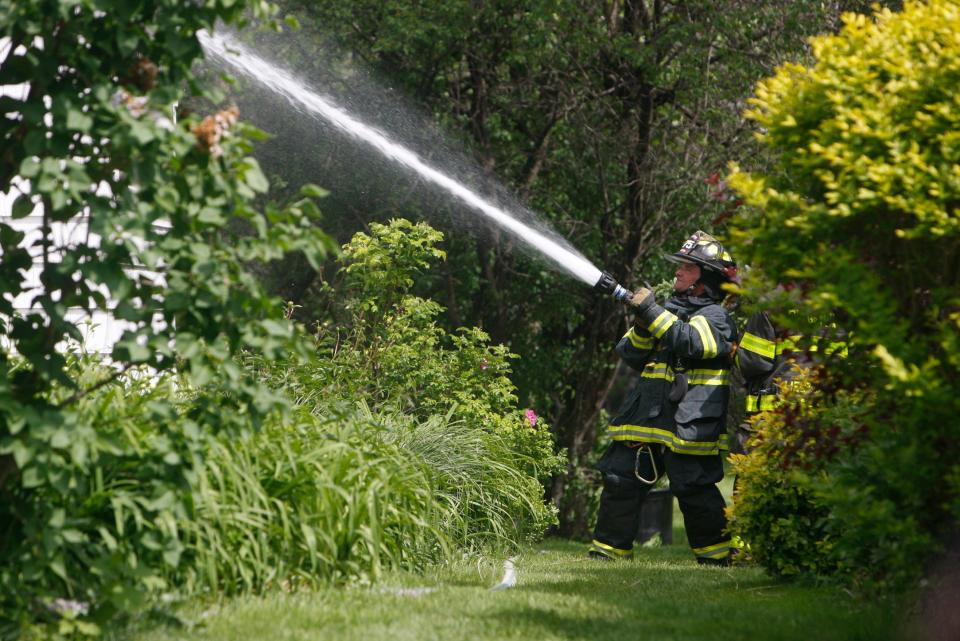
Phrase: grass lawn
[{"left": 127, "top": 536, "right": 900, "bottom": 641}]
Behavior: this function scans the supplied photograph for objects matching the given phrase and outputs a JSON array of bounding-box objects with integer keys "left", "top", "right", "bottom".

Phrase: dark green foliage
[
  {"left": 1, "top": 0, "right": 335, "bottom": 634},
  {"left": 1, "top": 357, "right": 204, "bottom": 637}
]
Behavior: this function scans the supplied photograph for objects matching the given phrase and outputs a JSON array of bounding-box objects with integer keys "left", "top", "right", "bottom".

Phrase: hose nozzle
[{"left": 594, "top": 271, "right": 633, "bottom": 302}]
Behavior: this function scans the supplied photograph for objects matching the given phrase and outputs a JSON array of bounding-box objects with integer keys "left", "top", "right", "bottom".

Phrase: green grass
[{"left": 126, "top": 539, "right": 899, "bottom": 641}]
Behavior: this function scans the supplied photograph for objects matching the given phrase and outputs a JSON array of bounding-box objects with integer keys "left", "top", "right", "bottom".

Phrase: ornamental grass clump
[{"left": 179, "top": 406, "right": 451, "bottom": 593}]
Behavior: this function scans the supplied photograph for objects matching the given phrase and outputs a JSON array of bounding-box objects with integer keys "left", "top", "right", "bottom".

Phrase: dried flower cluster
[
  {"left": 110, "top": 89, "right": 174, "bottom": 131},
  {"left": 128, "top": 57, "right": 158, "bottom": 92},
  {"left": 191, "top": 106, "right": 240, "bottom": 158}
]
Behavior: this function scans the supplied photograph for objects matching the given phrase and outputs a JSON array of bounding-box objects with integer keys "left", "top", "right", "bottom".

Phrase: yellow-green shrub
[{"left": 728, "top": 0, "right": 960, "bottom": 593}]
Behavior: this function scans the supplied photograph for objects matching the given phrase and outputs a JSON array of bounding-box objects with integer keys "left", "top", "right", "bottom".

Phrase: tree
[
  {"left": 0, "top": 0, "right": 333, "bottom": 474},
  {"left": 728, "top": 0, "right": 959, "bottom": 592},
  {"left": 0, "top": 0, "right": 333, "bottom": 627},
  {"left": 233, "top": 0, "right": 892, "bottom": 534}
]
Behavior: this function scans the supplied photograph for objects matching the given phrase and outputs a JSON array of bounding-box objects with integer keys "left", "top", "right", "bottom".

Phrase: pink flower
[
  {"left": 479, "top": 359, "right": 488, "bottom": 370},
  {"left": 525, "top": 409, "right": 538, "bottom": 427}
]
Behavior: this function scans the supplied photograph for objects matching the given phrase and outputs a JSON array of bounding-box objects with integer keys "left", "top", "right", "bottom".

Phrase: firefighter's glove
[{"left": 630, "top": 287, "right": 655, "bottom": 312}]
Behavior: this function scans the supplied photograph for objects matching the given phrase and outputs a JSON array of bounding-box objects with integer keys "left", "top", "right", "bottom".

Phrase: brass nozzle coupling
[{"left": 594, "top": 271, "right": 633, "bottom": 302}]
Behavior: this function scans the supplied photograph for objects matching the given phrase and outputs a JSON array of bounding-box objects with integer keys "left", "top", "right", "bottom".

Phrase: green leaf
[
  {"left": 21, "top": 466, "right": 41, "bottom": 488},
  {"left": 9, "top": 438, "right": 33, "bottom": 467},
  {"left": 155, "top": 185, "right": 179, "bottom": 213},
  {"left": 23, "top": 129, "right": 45, "bottom": 155},
  {"left": 113, "top": 338, "right": 151, "bottom": 363},
  {"left": 49, "top": 557, "right": 68, "bottom": 581},
  {"left": 117, "top": 30, "right": 139, "bottom": 56},
  {"left": 19, "top": 157, "right": 41, "bottom": 178},
  {"left": 128, "top": 120, "right": 155, "bottom": 144},
  {"left": 11, "top": 194, "right": 36, "bottom": 218},
  {"left": 50, "top": 428, "right": 71, "bottom": 449},
  {"left": 162, "top": 543, "right": 183, "bottom": 568},
  {"left": 61, "top": 529, "right": 85, "bottom": 544},
  {"left": 260, "top": 319, "right": 291, "bottom": 337},
  {"left": 241, "top": 158, "right": 269, "bottom": 193},
  {"left": 300, "top": 183, "right": 328, "bottom": 199},
  {"left": 98, "top": 527, "right": 118, "bottom": 551},
  {"left": 66, "top": 107, "right": 93, "bottom": 132},
  {"left": 198, "top": 207, "right": 226, "bottom": 224}
]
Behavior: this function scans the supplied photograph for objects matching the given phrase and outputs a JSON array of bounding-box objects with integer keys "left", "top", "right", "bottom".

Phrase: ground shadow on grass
[{"left": 480, "top": 542, "right": 899, "bottom": 641}]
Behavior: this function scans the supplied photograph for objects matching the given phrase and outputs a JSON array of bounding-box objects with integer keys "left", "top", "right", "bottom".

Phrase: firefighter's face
[{"left": 673, "top": 261, "right": 701, "bottom": 293}]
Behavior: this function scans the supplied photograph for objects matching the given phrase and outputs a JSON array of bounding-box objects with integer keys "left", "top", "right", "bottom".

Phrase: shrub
[
  {"left": 0, "top": 357, "right": 202, "bottom": 638},
  {"left": 180, "top": 400, "right": 556, "bottom": 595},
  {"left": 2, "top": 354, "right": 557, "bottom": 638},
  {"left": 1, "top": 0, "right": 334, "bottom": 633},
  {"left": 263, "top": 219, "right": 566, "bottom": 485},
  {"left": 728, "top": 0, "right": 960, "bottom": 593},
  {"left": 179, "top": 405, "right": 450, "bottom": 592}
]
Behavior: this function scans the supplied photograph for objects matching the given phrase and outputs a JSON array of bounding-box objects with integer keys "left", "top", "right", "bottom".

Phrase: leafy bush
[
  {"left": 728, "top": 0, "right": 960, "bottom": 593},
  {"left": 1, "top": 357, "right": 202, "bottom": 638},
  {"left": 266, "top": 219, "right": 565, "bottom": 486},
  {"left": 3, "top": 353, "right": 558, "bottom": 638},
  {"left": 180, "top": 405, "right": 450, "bottom": 592},
  {"left": 728, "top": 369, "right": 838, "bottom": 577},
  {"left": 2, "top": 0, "right": 334, "bottom": 634}
]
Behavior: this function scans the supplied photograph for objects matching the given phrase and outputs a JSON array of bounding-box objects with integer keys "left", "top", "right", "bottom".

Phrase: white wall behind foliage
[{"left": 2, "top": 39, "right": 168, "bottom": 356}]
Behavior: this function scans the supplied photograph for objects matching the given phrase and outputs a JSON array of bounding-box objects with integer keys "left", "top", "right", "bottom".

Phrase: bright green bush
[
  {"left": 728, "top": 0, "right": 960, "bottom": 593},
  {"left": 728, "top": 369, "right": 840, "bottom": 577}
]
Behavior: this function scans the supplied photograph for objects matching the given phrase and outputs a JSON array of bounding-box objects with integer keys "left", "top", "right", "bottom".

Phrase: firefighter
[
  {"left": 590, "top": 231, "right": 738, "bottom": 566},
  {"left": 733, "top": 309, "right": 783, "bottom": 455},
  {"left": 734, "top": 309, "right": 848, "bottom": 454}
]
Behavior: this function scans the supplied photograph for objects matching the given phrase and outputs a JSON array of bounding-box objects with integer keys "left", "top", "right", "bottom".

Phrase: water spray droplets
[{"left": 198, "top": 30, "right": 602, "bottom": 287}]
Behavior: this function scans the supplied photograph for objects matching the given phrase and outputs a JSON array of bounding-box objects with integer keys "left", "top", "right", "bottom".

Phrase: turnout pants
[{"left": 590, "top": 441, "right": 731, "bottom": 562}]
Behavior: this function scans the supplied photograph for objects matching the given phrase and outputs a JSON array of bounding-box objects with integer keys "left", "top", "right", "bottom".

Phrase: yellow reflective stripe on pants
[
  {"left": 590, "top": 539, "right": 633, "bottom": 558},
  {"left": 740, "top": 331, "right": 776, "bottom": 359},
  {"left": 693, "top": 540, "right": 732, "bottom": 559},
  {"left": 690, "top": 315, "right": 718, "bottom": 358}
]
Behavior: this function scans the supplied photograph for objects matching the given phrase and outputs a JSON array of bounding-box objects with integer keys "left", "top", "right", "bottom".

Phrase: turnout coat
[{"left": 608, "top": 292, "right": 737, "bottom": 455}]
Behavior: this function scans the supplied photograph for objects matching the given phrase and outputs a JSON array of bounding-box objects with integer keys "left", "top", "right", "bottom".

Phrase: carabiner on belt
[{"left": 634, "top": 444, "right": 660, "bottom": 485}]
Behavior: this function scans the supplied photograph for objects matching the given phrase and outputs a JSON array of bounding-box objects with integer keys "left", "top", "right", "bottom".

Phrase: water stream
[{"left": 198, "top": 30, "right": 602, "bottom": 287}]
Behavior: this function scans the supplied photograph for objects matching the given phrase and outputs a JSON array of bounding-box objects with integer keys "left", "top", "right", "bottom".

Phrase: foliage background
[
  {"left": 226, "top": 0, "right": 903, "bottom": 534},
  {"left": 5, "top": 0, "right": 951, "bottom": 636},
  {"left": 0, "top": 0, "right": 557, "bottom": 637}
]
